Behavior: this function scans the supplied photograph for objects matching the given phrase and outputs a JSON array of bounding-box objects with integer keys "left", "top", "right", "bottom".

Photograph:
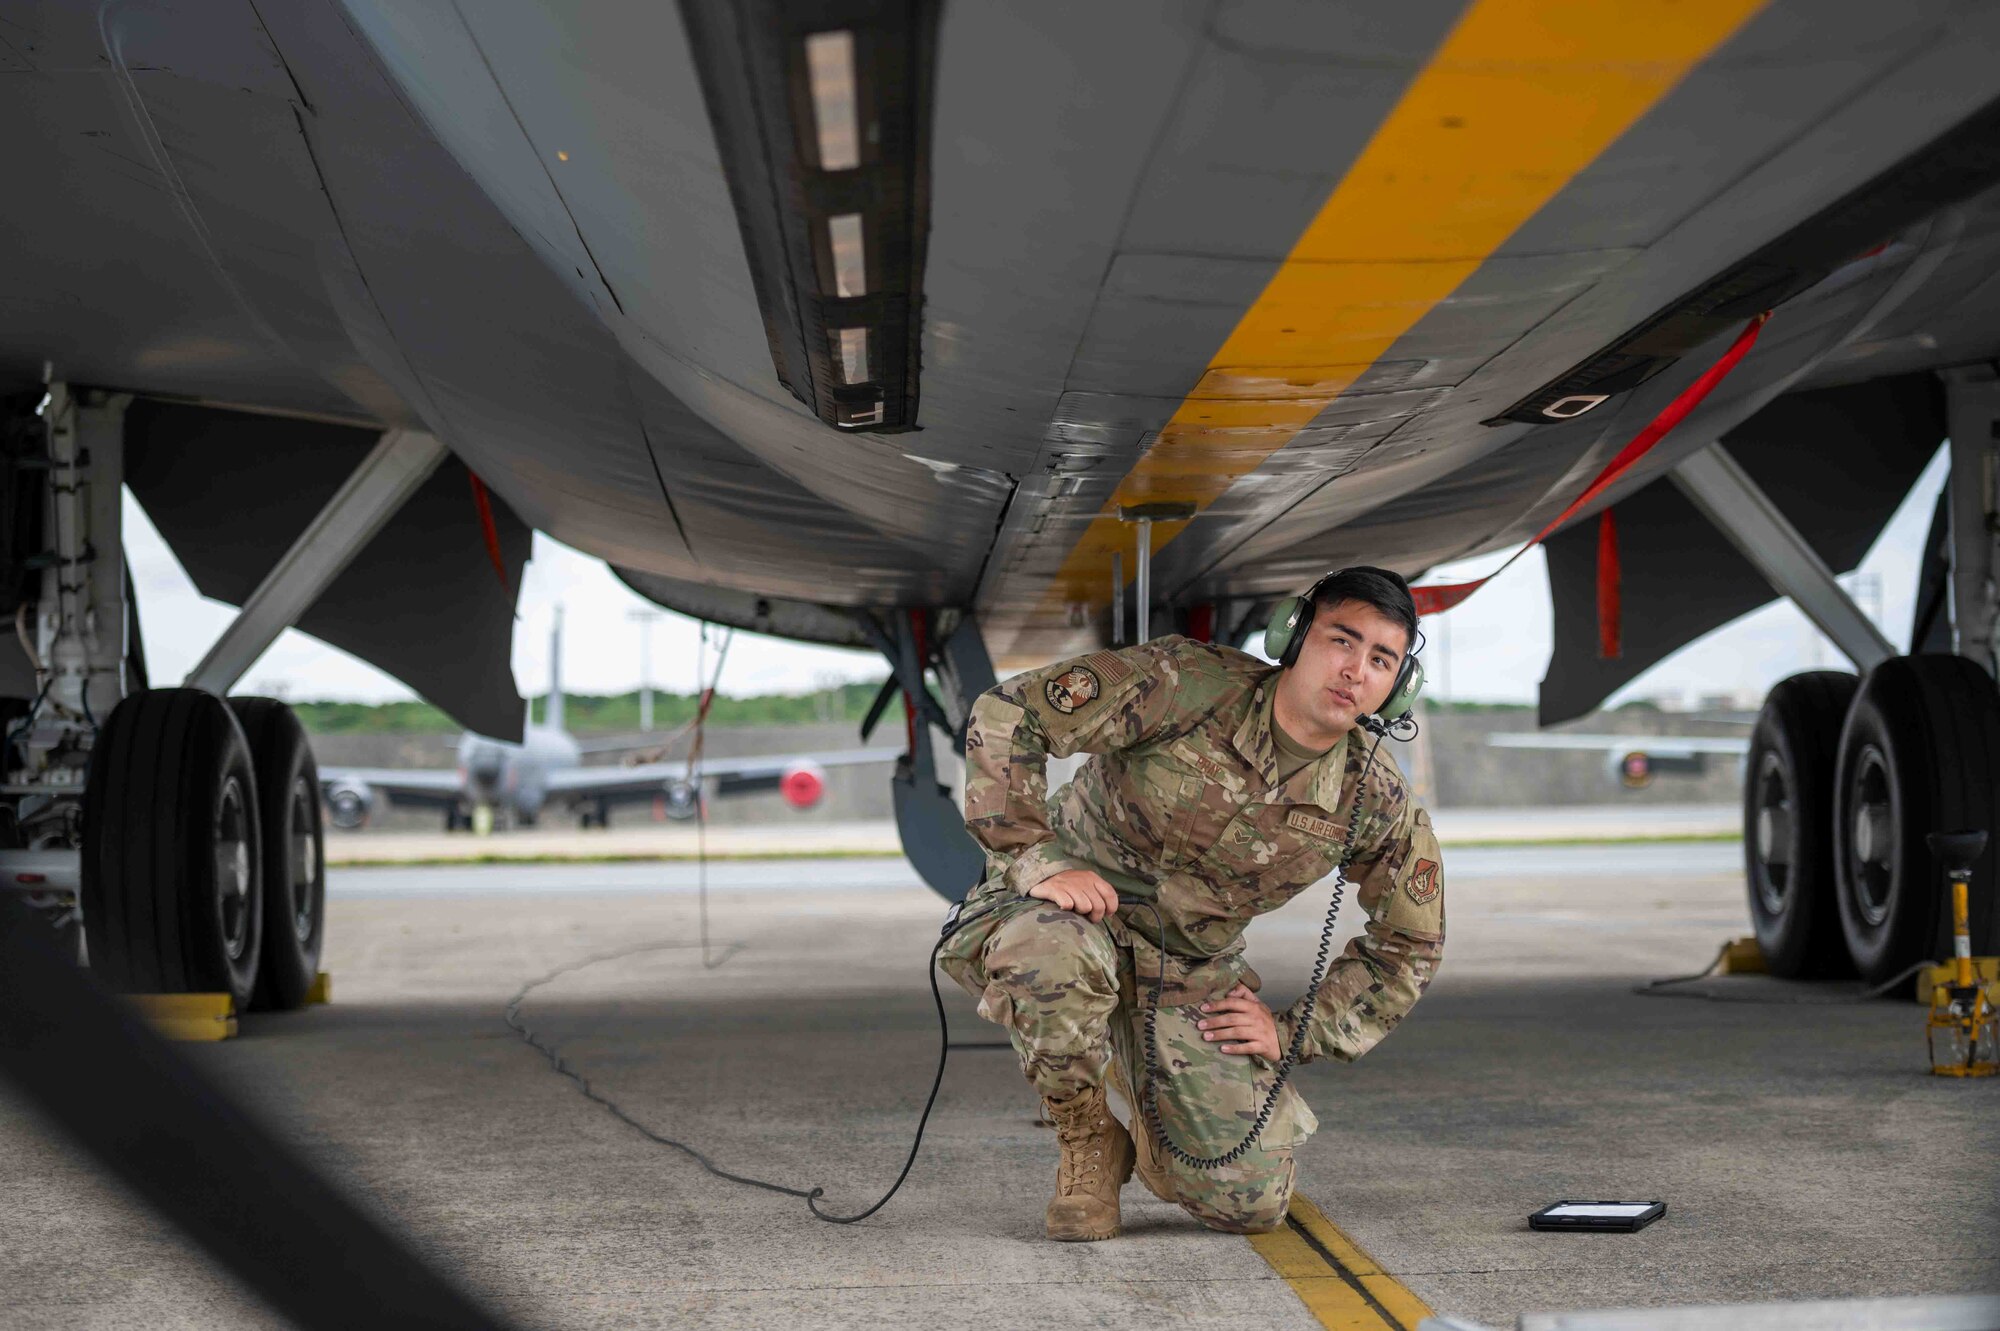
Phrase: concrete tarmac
[
  {"left": 322, "top": 804, "right": 1743, "bottom": 865},
  {"left": 2, "top": 848, "right": 1995, "bottom": 1329}
]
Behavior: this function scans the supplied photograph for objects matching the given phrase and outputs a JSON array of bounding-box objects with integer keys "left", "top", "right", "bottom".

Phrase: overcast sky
[{"left": 126, "top": 443, "right": 1948, "bottom": 715}]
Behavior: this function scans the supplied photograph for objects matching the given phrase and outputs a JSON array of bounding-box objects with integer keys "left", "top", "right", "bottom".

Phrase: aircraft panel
[
  {"left": 1537, "top": 374, "right": 1945, "bottom": 723},
  {"left": 122, "top": 403, "right": 533, "bottom": 741},
  {"left": 1154, "top": 31, "right": 2000, "bottom": 620}
]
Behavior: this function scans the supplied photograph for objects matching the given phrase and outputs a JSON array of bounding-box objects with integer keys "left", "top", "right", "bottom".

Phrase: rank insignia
[
  {"left": 1045, "top": 666, "right": 1100, "bottom": 715},
  {"left": 1406, "top": 858, "right": 1441, "bottom": 905}
]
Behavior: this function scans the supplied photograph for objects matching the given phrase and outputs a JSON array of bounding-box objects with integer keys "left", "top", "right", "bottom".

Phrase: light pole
[{"left": 627, "top": 608, "right": 664, "bottom": 732}]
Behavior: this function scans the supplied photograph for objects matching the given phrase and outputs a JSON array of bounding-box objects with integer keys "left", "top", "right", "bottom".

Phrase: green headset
[{"left": 1263, "top": 568, "right": 1426, "bottom": 724}]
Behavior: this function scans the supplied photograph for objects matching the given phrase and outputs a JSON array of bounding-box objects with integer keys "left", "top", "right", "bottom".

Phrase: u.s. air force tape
[{"left": 1287, "top": 810, "right": 1340, "bottom": 840}]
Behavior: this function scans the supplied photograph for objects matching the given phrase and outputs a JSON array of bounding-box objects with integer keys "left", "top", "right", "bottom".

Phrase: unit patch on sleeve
[
  {"left": 1405, "top": 858, "right": 1441, "bottom": 905},
  {"left": 1045, "top": 666, "right": 1101, "bottom": 715}
]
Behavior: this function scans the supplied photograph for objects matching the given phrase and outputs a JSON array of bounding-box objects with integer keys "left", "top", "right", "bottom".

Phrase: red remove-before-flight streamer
[{"left": 1410, "top": 311, "right": 1771, "bottom": 618}]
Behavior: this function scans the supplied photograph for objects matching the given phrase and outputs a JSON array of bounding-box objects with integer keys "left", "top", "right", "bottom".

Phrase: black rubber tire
[
  {"left": 81, "top": 689, "right": 263, "bottom": 1004},
  {"left": 1743, "top": 671, "right": 1858, "bottom": 978},
  {"left": 1834, "top": 655, "right": 2000, "bottom": 986},
  {"left": 229, "top": 698, "right": 326, "bottom": 1012}
]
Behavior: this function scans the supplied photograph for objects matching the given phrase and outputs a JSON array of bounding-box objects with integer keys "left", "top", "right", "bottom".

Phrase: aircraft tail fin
[{"left": 547, "top": 607, "right": 565, "bottom": 732}]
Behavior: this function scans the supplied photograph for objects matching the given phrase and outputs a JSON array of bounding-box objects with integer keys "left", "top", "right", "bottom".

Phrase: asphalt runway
[{"left": 2, "top": 849, "right": 1995, "bottom": 1329}]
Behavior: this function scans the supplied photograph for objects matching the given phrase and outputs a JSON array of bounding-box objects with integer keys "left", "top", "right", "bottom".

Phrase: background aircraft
[
  {"left": 1487, "top": 731, "right": 1752, "bottom": 791},
  {"left": 319, "top": 611, "right": 899, "bottom": 832}
]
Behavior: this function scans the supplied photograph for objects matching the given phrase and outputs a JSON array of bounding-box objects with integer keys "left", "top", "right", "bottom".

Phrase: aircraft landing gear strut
[
  {"left": 1678, "top": 371, "right": 2000, "bottom": 984},
  {"left": 1, "top": 383, "right": 444, "bottom": 1012}
]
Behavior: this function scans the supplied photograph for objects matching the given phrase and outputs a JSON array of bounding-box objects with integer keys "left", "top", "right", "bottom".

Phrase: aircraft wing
[
  {"left": 1488, "top": 734, "right": 1750, "bottom": 757},
  {"left": 543, "top": 748, "right": 903, "bottom": 802},
  {"left": 317, "top": 767, "right": 462, "bottom": 809}
]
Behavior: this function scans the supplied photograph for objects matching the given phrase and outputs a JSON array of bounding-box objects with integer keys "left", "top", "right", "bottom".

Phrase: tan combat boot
[
  {"left": 1042, "top": 1085, "right": 1134, "bottom": 1241},
  {"left": 1105, "top": 1061, "right": 1175, "bottom": 1203}
]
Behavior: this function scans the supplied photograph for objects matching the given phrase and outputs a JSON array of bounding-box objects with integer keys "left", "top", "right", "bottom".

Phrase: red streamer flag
[
  {"left": 1596, "top": 507, "right": 1621, "bottom": 660},
  {"left": 467, "top": 471, "right": 510, "bottom": 596}
]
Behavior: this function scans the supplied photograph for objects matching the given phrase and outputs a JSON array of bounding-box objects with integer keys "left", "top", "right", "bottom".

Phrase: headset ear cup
[
  {"left": 1378, "top": 656, "right": 1425, "bottom": 722},
  {"left": 1265, "top": 597, "right": 1306, "bottom": 666}
]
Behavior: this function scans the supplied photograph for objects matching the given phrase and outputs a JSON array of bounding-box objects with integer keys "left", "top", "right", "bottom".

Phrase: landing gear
[
  {"left": 229, "top": 697, "right": 326, "bottom": 1011},
  {"left": 81, "top": 690, "right": 264, "bottom": 1006},
  {"left": 579, "top": 798, "right": 610, "bottom": 830},
  {"left": 445, "top": 808, "right": 472, "bottom": 832},
  {"left": 1745, "top": 672, "right": 1858, "bottom": 978},
  {"left": 1833, "top": 656, "right": 2000, "bottom": 985}
]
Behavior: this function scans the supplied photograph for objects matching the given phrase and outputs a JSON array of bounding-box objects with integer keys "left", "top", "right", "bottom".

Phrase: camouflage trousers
[{"left": 938, "top": 890, "right": 1318, "bottom": 1234}]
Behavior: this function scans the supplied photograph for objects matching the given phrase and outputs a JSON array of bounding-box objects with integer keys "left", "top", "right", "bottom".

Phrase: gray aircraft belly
[{"left": 7, "top": 0, "right": 2000, "bottom": 706}]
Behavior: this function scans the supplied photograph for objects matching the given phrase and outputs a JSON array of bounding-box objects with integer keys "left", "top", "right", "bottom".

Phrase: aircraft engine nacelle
[
  {"left": 779, "top": 762, "right": 825, "bottom": 810},
  {"left": 660, "top": 778, "right": 700, "bottom": 821},
  {"left": 323, "top": 780, "right": 376, "bottom": 830},
  {"left": 1609, "top": 749, "right": 1706, "bottom": 790}
]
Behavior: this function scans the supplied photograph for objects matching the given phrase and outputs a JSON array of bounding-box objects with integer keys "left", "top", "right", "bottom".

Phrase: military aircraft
[
  {"left": 318, "top": 611, "right": 900, "bottom": 832},
  {"left": 1486, "top": 731, "right": 1752, "bottom": 790},
  {"left": 3, "top": 0, "right": 1999, "bottom": 1010}
]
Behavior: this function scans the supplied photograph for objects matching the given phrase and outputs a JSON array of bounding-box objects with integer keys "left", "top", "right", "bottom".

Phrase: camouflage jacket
[{"left": 962, "top": 635, "right": 1444, "bottom": 1065}]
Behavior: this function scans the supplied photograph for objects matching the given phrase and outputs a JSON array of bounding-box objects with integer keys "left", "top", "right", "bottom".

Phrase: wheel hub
[
  {"left": 1854, "top": 803, "right": 1893, "bottom": 866},
  {"left": 1848, "top": 744, "right": 1896, "bottom": 928},
  {"left": 1752, "top": 752, "right": 1793, "bottom": 916},
  {"left": 214, "top": 777, "right": 251, "bottom": 962},
  {"left": 288, "top": 775, "right": 317, "bottom": 945}
]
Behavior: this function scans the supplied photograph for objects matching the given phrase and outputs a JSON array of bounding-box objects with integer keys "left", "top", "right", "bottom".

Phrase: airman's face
[{"left": 1274, "top": 598, "right": 1410, "bottom": 745}]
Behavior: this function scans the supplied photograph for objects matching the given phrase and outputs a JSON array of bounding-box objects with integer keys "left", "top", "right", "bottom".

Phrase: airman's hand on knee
[
  {"left": 1026, "top": 868, "right": 1120, "bottom": 923},
  {"left": 1198, "top": 983, "right": 1279, "bottom": 1060}
]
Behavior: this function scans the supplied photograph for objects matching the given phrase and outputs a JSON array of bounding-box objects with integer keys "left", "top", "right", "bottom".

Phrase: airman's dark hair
[{"left": 1309, "top": 566, "right": 1419, "bottom": 654}]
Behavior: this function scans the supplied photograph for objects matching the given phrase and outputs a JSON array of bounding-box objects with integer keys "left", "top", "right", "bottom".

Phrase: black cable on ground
[
  {"left": 1635, "top": 943, "right": 1941, "bottom": 1004},
  {"left": 505, "top": 908, "right": 996, "bottom": 1224}
]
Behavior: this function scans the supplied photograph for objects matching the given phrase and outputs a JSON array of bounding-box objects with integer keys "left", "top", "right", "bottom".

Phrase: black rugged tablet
[{"left": 1528, "top": 1201, "right": 1665, "bottom": 1232}]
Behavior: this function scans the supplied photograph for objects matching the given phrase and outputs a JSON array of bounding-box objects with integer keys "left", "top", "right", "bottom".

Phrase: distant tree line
[{"left": 291, "top": 679, "right": 901, "bottom": 734}]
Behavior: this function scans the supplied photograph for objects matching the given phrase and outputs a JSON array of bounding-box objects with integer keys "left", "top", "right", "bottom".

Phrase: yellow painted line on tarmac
[
  {"left": 1042, "top": 0, "right": 1769, "bottom": 618},
  {"left": 1248, "top": 1193, "right": 1432, "bottom": 1331}
]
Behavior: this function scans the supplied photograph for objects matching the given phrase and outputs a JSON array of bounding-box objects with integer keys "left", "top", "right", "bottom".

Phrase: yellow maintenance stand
[{"left": 1923, "top": 832, "right": 1998, "bottom": 1077}]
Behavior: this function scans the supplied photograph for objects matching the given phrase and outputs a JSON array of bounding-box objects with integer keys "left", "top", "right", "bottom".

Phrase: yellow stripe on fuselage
[{"left": 1045, "top": 0, "right": 1769, "bottom": 614}]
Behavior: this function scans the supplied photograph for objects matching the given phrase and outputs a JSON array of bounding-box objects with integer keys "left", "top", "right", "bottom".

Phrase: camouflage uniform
[{"left": 939, "top": 635, "right": 1444, "bottom": 1233}]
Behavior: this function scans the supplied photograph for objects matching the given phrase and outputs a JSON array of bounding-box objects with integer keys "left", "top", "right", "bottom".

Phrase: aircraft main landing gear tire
[
  {"left": 229, "top": 697, "right": 326, "bottom": 1012},
  {"left": 1743, "top": 671, "right": 1858, "bottom": 978},
  {"left": 1834, "top": 655, "right": 2000, "bottom": 987},
  {"left": 81, "top": 689, "right": 264, "bottom": 1006}
]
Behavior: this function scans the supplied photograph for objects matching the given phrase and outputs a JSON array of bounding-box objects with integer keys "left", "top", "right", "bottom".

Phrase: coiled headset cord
[
  {"left": 1130, "top": 722, "right": 1392, "bottom": 1169},
  {"left": 509, "top": 720, "right": 1400, "bottom": 1219}
]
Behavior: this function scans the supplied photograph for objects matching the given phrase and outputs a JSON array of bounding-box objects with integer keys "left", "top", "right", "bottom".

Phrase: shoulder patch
[
  {"left": 1287, "top": 809, "right": 1341, "bottom": 840},
  {"left": 1405, "top": 858, "right": 1441, "bottom": 905},
  {"left": 1045, "top": 666, "right": 1101, "bottom": 715},
  {"left": 1083, "top": 650, "right": 1133, "bottom": 686}
]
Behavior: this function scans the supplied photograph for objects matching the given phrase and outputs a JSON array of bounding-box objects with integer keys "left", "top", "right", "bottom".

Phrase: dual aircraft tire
[
  {"left": 1832, "top": 655, "right": 2000, "bottom": 985},
  {"left": 80, "top": 689, "right": 325, "bottom": 1011},
  {"left": 1746, "top": 657, "right": 2000, "bottom": 986},
  {"left": 229, "top": 696, "right": 328, "bottom": 1011},
  {"left": 1743, "top": 671, "right": 1857, "bottom": 978}
]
